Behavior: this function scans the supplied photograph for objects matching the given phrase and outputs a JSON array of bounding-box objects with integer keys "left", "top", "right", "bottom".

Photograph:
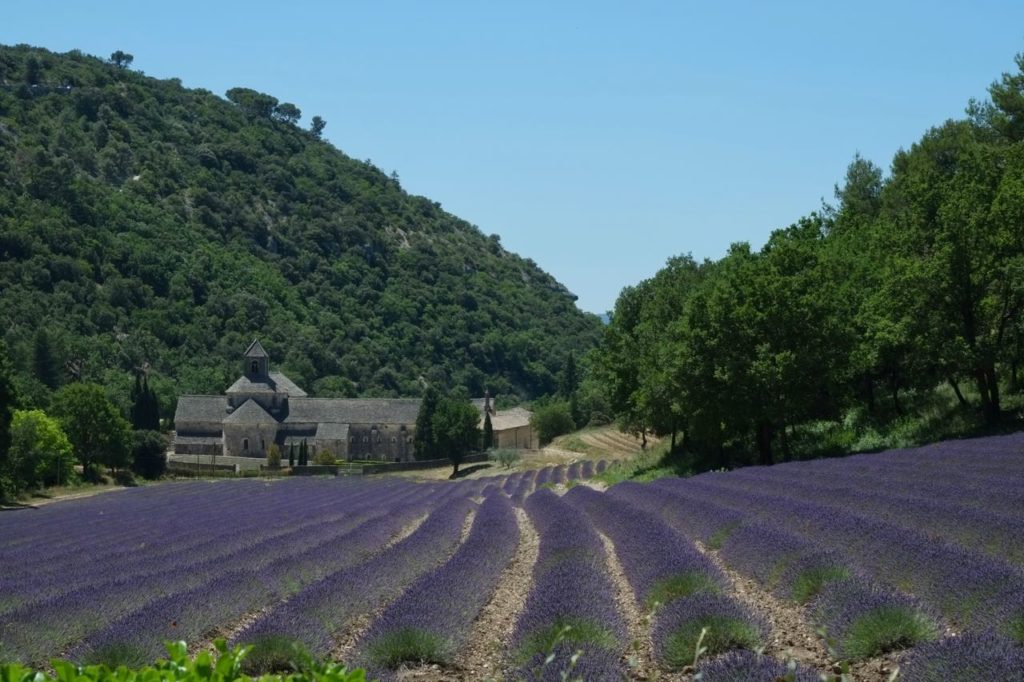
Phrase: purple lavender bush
[
  {"left": 508, "top": 489, "right": 624, "bottom": 678},
  {"left": 899, "top": 631, "right": 1024, "bottom": 682},
  {"left": 357, "top": 494, "right": 519, "bottom": 669},
  {"left": 812, "top": 578, "right": 939, "bottom": 659},
  {"left": 696, "top": 649, "right": 822, "bottom": 682},
  {"left": 652, "top": 593, "right": 766, "bottom": 668}
]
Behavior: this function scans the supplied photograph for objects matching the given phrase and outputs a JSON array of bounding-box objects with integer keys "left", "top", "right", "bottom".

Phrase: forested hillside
[
  {"left": 0, "top": 45, "right": 602, "bottom": 414},
  {"left": 594, "top": 53, "right": 1024, "bottom": 467}
]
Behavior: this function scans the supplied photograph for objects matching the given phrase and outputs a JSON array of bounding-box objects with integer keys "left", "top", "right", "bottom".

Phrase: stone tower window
[
  {"left": 243, "top": 438, "right": 249, "bottom": 451},
  {"left": 251, "top": 360, "right": 258, "bottom": 374}
]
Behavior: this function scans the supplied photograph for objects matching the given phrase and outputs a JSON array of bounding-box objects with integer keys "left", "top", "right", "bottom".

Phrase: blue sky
[{"left": 4, "top": 2, "right": 1024, "bottom": 313}]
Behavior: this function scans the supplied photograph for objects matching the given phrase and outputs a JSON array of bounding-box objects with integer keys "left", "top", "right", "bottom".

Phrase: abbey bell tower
[{"left": 244, "top": 339, "right": 269, "bottom": 379}]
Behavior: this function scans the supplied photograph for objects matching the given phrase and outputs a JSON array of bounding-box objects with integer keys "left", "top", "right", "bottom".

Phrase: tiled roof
[
  {"left": 316, "top": 422, "right": 350, "bottom": 441},
  {"left": 244, "top": 339, "right": 269, "bottom": 358},
  {"left": 285, "top": 398, "right": 422, "bottom": 425},
  {"left": 224, "top": 399, "right": 275, "bottom": 424},
  {"left": 175, "top": 396, "right": 229, "bottom": 423},
  {"left": 487, "top": 407, "right": 532, "bottom": 431},
  {"left": 173, "top": 435, "right": 223, "bottom": 445},
  {"left": 225, "top": 371, "right": 307, "bottom": 396}
]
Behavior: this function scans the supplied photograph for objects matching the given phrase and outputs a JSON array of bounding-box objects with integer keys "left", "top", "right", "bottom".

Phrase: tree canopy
[{"left": 592, "top": 52, "right": 1024, "bottom": 468}]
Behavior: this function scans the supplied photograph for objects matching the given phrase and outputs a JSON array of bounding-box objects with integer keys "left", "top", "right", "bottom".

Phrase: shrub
[
  {"left": 489, "top": 447, "right": 520, "bottom": 469},
  {"left": 267, "top": 443, "right": 282, "bottom": 467},
  {"left": 131, "top": 429, "right": 166, "bottom": 480},
  {"left": 530, "top": 401, "right": 576, "bottom": 445},
  {"left": 312, "top": 448, "right": 335, "bottom": 465}
]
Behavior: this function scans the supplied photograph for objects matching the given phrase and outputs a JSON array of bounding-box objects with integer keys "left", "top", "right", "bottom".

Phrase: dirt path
[
  {"left": 693, "top": 541, "right": 899, "bottom": 681},
  {"left": 450, "top": 506, "right": 540, "bottom": 680},
  {"left": 596, "top": 530, "right": 657, "bottom": 680}
]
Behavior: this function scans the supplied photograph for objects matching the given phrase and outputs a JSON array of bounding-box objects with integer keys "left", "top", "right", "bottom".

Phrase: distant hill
[{"left": 0, "top": 45, "right": 603, "bottom": 414}]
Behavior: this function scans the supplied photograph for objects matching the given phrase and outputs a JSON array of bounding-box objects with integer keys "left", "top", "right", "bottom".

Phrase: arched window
[
  {"left": 251, "top": 360, "right": 258, "bottom": 374},
  {"left": 243, "top": 438, "right": 249, "bottom": 451}
]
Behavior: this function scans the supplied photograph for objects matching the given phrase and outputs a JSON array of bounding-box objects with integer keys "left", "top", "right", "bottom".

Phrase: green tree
[
  {"left": 109, "top": 51, "right": 134, "bottom": 69},
  {"left": 482, "top": 410, "right": 494, "bottom": 450},
  {"left": 226, "top": 87, "right": 279, "bottom": 119},
  {"left": 432, "top": 397, "right": 481, "bottom": 476},
  {"left": 51, "top": 383, "right": 132, "bottom": 478},
  {"left": 0, "top": 340, "right": 18, "bottom": 468},
  {"left": 288, "top": 441, "right": 296, "bottom": 467},
  {"left": 273, "top": 103, "right": 302, "bottom": 125},
  {"left": 130, "top": 374, "right": 161, "bottom": 431},
  {"left": 310, "top": 115, "right": 327, "bottom": 139},
  {"left": 530, "top": 401, "right": 576, "bottom": 446},
  {"left": 131, "top": 429, "right": 166, "bottom": 480},
  {"left": 8, "top": 409, "right": 75, "bottom": 490},
  {"left": 32, "top": 329, "right": 61, "bottom": 390},
  {"left": 413, "top": 386, "right": 440, "bottom": 460}
]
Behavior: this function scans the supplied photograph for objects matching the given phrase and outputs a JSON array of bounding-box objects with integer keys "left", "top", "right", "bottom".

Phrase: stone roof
[
  {"left": 173, "top": 435, "right": 223, "bottom": 446},
  {"left": 285, "top": 398, "right": 422, "bottom": 425},
  {"left": 224, "top": 399, "right": 275, "bottom": 424},
  {"left": 244, "top": 339, "right": 269, "bottom": 358},
  {"left": 486, "top": 406, "right": 532, "bottom": 431},
  {"left": 316, "top": 422, "right": 350, "bottom": 441},
  {"left": 175, "top": 396, "right": 229, "bottom": 424},
  {"left": 225, "top": 371, "right": 307, "bottom": 397}
]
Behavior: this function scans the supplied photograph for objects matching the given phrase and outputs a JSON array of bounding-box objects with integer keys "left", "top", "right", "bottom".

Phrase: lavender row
[
  {"left": 651, "top": 475, "right": 1024, "bottom": 640},
  {"left": 357, "top": 494, "right": 519, "bottom": 672},
  {"left": 2, "top": 493, "right": 430, "bottom": 665},
  {"left": 563, "top": 485, "right": 765, "bottom": 668},
  {"left": 508, "top": 489, "right": 625, "bottom": 680},
  {"left": 234, "top": 496, "right": 475, "bottom": 656},
  {"left": 64, "top": 496, "right": 442, "bottom": 667},
  {"left": 610, "top": 482, "right": 941, "bottom": 660},
  {"left": 0, "top": 480, "right": 418, "bottom": 619}
]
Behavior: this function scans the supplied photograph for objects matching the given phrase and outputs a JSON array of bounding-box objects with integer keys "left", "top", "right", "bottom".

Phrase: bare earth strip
[
  {"left": 331, "top": 507, "right": 478, "bottom": 666},
  {"left": 191, "top": 513, "right": 432, "bottom": 655},
  {"left": 694, "top": 540, "right": 899, "bottom": 682},
  {"left": 449, "top": 506, "right": 540, "bottom": 681},
  {"left": 596, "top": 530, "right": 657, "bottom": 681}
]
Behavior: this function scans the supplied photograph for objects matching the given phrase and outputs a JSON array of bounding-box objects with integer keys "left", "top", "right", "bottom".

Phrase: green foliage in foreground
[
  {"left": 0, "top": 45, "right": 601, "bottom": 414},
  {"left": 0, "top": 640, "right": 369, "bottom": 682},
  {"left": 514, "top": 617, "right": 618, "bottom": 665}
]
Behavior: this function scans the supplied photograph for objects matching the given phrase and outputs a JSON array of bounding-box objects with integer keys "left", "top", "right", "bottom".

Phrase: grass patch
[
  {"left": 790, "top": 566, "right": 850, "bottom": 603},
  {"left": 241, "top": 636, "right": 314, "bottom": 675},
  {"left": 645, "top": 572, "right": 720, "bottom": 610},
  {"left": 366, "top": 628, "right": 446, "bottom": 668},
  {"left": 559, "top": 435, "right": 596, "bottom": 455},
  {"left": 837, "top": 607, "right": 939, "bottom": 659},
  {"left": 515, "top": 617, "right": 618, "bottom": 664},
  {"left": 85, "top": 642, "right": 151, "bottom": 668},
  {"left": 706, "top": 523, "right": 739, "bottom": 550},
  {"left": 1005, "top": 615, "right": 1024, "bottom": 645},
  {"left": 660, "top": 616, "right": 762, "bottom": 669}
]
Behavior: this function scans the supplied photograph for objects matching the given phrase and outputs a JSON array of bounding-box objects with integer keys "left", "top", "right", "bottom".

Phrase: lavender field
[{"left": 2, "top": 436, "right": 1024, "bottom": 681}]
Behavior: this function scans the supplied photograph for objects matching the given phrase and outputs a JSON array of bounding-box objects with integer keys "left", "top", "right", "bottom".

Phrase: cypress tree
[
  {"left": 288, "top": 441, "right": 295, "bottom": 467},
  {"left": 413, "top": 386, "right": 439, "bottom": 460},
  {"left": 299, "top": 439, "right": 308, "bottom": 466},
  {"left": 483, "top": 411, "right": 494, "bottom": 450},
  {"left": 0, "top": 340, "right": 18, "bottom": 465},
  {"left": 32, "top": 329, "right": 61, "bottom": 390}
]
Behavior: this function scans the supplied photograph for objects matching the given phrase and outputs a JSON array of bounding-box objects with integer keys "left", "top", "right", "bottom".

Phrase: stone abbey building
[{"left": 173, "top": 340, "right": 537, "bottom": 461}]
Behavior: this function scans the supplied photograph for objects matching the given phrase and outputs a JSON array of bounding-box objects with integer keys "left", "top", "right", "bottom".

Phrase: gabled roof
[
  {"left": 244, "top": 339, "right": 269, "bottom": 358},
  {"left": 224, "top": 399, "right": 275, "bottom": 424},
  {"left": 316, "top": 422, "right": 350, "bottom": 441},
  {"left": 486, "top": 406, "right": 533, "bottom": 431},
  {"left": 285, "top": 398, "right": 422, "bottom": 425},
  {"left": 225, "top": 371, "right": 307, "bottom": 397},
  {"left": 175, "top": 396, "right": 229, "bottom": 423}
]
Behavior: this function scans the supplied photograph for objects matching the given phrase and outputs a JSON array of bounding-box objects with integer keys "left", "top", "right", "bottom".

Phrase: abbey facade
[{"left": 173, "top": 340, "right": 538, "bottom": 461}]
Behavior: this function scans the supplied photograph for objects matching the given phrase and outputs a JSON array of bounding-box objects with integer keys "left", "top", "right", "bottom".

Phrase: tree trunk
[
  {"left": 780, "top": 425, "right": 793, "bottom": 462},
  {"left": 948, "top": 377, "right": 968, "bottom": 407},
  {"left": 640, "top": 431, "right": 647, "bottom": 450},
  {"left": 756, "top": 422, "right": 773, "bottom": 466},
  {"left": 890, "top": 375, "right": 903, "bottom": 415},
  {"left": 975, "top": 364, "right": 1001, "bottom": 426},
  {"left": 865, "top": 376, "right": 876, "bottom": 414}
]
